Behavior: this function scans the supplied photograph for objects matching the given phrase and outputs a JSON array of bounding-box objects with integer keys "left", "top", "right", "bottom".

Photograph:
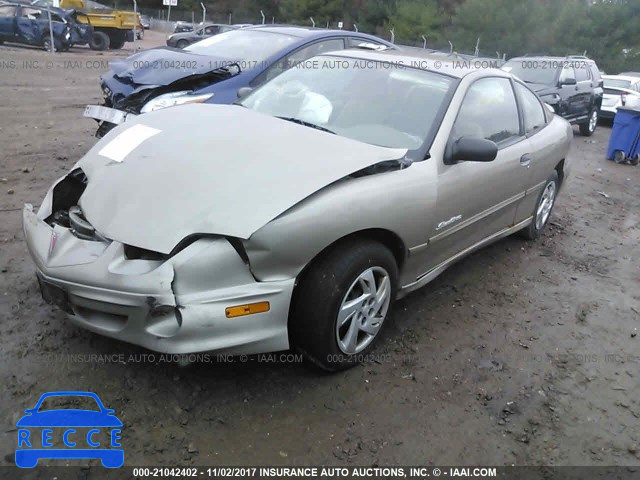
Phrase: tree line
[{"left": 124, "top": 0, "right": 639, "bottom": 73}]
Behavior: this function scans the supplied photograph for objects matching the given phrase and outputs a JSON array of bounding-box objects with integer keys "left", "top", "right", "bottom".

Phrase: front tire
[
  {"left": 176, "top": 39, "right": 189, "bottom": 49},
  {"left": 519, "top": 170, "right": 559, "bottom": 240},
  {"left": 289, "top": 239, "right": 398, "bottom": 372},
  {"left": 42, "top": 33, "right": 60, "bottom": 52},
  {"left": 579, "top": 108, "right": 598, "bottom": 136}
]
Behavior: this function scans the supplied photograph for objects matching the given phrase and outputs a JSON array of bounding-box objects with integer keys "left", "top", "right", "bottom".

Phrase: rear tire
[
  {"left": 579, "top": 108, "right": 598, "bottom": 136},
  {"left": 519, "top": 170, "right": 559, "bottom": 240},
  {"left": 108, "top": 32, "right": 126, "bottom": 49},
  {"left": 89, "top": 31, "right": 110, "bottom": 51},
  {"left": 289, "top": 239, "right": 398, "bottom": 372}
]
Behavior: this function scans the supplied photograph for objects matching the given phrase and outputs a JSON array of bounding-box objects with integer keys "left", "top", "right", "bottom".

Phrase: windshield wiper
[{"left": 276, "top": 116, "right": 336, "bottom": 135}]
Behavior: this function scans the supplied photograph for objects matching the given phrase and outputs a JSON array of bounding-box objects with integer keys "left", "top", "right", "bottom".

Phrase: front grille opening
[{"left": 124, "top": 244, "right": 168, "bottom": 261}]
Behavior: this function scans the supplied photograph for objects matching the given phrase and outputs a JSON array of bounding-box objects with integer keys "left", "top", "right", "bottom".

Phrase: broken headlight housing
[{"left": 140, "top": 91, "right": 214, "bottom": 113}]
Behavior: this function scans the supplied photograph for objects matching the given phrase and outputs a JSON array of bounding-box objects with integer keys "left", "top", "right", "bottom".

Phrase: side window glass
[
  {"left": 515, "top": 82, "right": 547, "bottom": 135},
  {"left": 252, "top": 39, "right": 345, "bottom": 86},
  {"left": 286, "top": 38, "right": 344, "bottom": 67},
  {"left": 575, "top": 63, "right": 589, "bottom": 82},
  {"left": 21, "top": 7, "right": 42, "bottom": 19},
  {"left": 559, "top": 66, "right": 576, "bottom": 84},
  {"left": 452, "top": 77, "right": 521, "bottom": 146},
  {"left": 0, "top": 6, "right": 16, "bottom": 16},
  {"left": 345, "top": 37, "right": 384, "bottom": 48},
  {"left": 204, "top": 26, "right": 218, "bottom": 35}
]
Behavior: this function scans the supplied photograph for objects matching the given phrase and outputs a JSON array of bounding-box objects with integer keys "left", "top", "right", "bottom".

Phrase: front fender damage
[
  {"left": 143, "top": 237, "right": 292, "bottom": 354},
  {"left": 243, "top": 159, "right": 412, "bottom": 281}
]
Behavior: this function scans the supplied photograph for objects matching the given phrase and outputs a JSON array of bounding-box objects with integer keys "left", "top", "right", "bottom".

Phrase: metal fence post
[
  {"left": 132, "top": 0, "right": 137, "bottom": 47},
  {"left": 47, "top": 9, "right": 55, "bottom": 53}
]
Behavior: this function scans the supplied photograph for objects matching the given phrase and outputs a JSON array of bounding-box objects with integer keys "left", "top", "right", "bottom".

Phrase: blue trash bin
[{"left": 606, "top": 106, "right": 640, "bottom": 164}]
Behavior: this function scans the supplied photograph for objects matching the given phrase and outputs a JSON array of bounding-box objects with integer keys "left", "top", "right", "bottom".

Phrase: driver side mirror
[
  {"left": 560, "top": 77, "right": 577, "bottom": 86},
  {"left": 445, "top": 137, "right": 498, "bottom": 165}
]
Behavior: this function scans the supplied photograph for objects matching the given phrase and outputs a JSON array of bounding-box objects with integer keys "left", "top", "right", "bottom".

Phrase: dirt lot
[{"left": 0, "top": 32, "right": 639, "bottom": 472}]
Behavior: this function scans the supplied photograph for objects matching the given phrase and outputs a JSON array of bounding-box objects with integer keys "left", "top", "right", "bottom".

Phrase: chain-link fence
[
  {"left": 136, "top": 7, "right": 273, "bottom": 33},
  {"left": 130, "top": 4, "right": 504, "bottom": 61}
]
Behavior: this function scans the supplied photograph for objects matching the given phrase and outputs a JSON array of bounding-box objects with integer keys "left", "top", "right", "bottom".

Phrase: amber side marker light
[{"left": 225, "top": 302, "right": 270, "bottom": 318}]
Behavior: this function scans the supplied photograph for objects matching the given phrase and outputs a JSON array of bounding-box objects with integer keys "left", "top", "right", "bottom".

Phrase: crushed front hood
[
  {"left": 77, "top": 104, "right": 407, "bottom": 253},
  {"left": 109, "top": 47, "right": 239, "bottom": 86}
]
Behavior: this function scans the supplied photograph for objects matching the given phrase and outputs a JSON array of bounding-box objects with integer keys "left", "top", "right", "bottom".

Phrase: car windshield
[
  {"left": 501, "top": 60, "right": 558, "bottom": 85},
  {"left": 37, "top": 395, "right": 101, "bottom": 412},
  {"left": 604, "top": 78, "right": 632, "bottom": 89},
  {"left": 185, "top": 30, "right": 299, "bottom": 65},
  {"left": 241, "top": 56, "right": 454, "bottom": 149}
]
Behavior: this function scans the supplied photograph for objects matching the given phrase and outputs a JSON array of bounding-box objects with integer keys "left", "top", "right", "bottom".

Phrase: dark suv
[{"left": 501, "top": 55, "right": 603, "bottom": 136}]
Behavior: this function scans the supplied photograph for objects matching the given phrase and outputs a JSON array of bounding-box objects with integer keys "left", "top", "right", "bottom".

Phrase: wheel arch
[
  {"left": 554, "top": 158, "right": 565, "bottom": 187},
  {"left": 293, "top": 227, "right": 407, "bottom": 287}
]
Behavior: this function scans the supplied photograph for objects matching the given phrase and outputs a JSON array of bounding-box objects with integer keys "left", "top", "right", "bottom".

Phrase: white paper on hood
[{"left": 98, "top": 124, "right": 161, "bottom": 162}]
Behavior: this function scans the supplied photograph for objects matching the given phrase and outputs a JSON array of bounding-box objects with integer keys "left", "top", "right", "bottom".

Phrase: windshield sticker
[{"left": 98, "top": 124, "right": 160, "bottom": 162}]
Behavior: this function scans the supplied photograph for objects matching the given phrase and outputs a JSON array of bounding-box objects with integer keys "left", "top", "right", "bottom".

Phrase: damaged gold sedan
[{"left": 24, "top": 48, "right": 572, "bottom": 371}]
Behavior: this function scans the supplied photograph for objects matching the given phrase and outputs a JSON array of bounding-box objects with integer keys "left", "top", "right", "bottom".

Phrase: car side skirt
[{"left": 397, "top": 216, "right": 533, "bottom": 299}]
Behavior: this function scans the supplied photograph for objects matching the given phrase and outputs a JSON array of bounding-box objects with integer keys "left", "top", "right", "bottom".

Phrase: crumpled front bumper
[{"left": 22, "top": 204, "right": 293, "bottom": 355}]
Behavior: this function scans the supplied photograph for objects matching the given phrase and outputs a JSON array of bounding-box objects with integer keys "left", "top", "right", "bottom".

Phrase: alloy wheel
[
  {"left": 535, "top": 181, "right": 557, "bottom": 230},
  {"left": 336, "top": 266, "right": 391, "bottom": 354},
  {"left": 589, "top": 110, "right": 598, "bottom": 133}
]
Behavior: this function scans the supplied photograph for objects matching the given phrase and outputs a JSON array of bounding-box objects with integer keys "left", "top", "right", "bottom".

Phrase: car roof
[
  {"left": 36, "top": 391, "right": 102, "bottom": 400},
  {"left": 243, "top": 24, "right": 381, "bottom": 39},
  {"left": 603, "top": 74, "right": 640, "bottom": 83},
  {"left": 325, "top": 48, "right": 506, "bottom": 79}
]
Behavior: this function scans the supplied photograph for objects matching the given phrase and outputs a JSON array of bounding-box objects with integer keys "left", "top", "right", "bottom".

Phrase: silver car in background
[
  {"left": 23, "top": 49, "right": 572, "bottom": 371},
  {"left": 600, "top": 74, "right": 640, "bottom": 120}
]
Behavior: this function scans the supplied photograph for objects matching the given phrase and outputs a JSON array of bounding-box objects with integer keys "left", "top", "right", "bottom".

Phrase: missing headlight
[
  {"left": 46, "top": 168, "right": 88, "bottom": 229},
  {"left": 51, "top": 168, "right": 87, "bottom": 213}
]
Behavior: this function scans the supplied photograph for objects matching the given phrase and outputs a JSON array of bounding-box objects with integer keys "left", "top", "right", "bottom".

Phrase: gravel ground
[{"left": 0, "top": 31, "right": 639, "bottom": 473}]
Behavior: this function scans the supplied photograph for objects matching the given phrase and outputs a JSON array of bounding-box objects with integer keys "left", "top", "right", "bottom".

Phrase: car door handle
[{"left": 520, "top": 154, "right": 532, "bottom": 167}]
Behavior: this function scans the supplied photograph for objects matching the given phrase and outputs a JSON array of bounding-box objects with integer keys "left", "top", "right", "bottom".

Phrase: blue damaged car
[
  {"left": 83, "top": 24, "right": 395, "bottom": 136},
  {"left": 15, "top": 391, "right": 123, "bottom": 468},
  {"left": 0, "top": 2, "right": 92, "bottom": 51}
]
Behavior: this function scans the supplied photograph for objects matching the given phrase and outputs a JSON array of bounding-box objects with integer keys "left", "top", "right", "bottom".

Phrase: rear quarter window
[{"left": 515, "top": 82, "right": 547, "bottom": 135}]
